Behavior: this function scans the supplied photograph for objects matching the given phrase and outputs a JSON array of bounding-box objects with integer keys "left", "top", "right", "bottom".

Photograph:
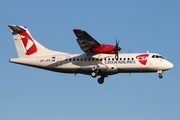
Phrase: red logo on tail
[
  {"left": 136, "top": 54, "right": 149, "bottom": 65},
  {"left": 19, "top": 31, "right": 37, "bottom": 55}
]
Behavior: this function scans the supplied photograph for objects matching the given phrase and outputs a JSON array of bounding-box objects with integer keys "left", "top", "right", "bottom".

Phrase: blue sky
[{"left": 0, "top": 0, "right": 179, "bottom": 120}]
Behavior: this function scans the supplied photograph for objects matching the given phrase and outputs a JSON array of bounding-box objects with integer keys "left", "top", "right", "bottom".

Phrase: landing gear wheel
[
  {"left": 91, "top": 72, "right": 97, "bottom": 78},
  {"left": 158, "top": 74, "right": 163, "bottom": 79},
  {"left": 97, "top": 77, "right": 104, "bottom": 84}
]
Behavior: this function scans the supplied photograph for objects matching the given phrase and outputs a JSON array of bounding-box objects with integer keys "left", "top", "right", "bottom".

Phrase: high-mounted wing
[
  {"left": 73, "top": 29, "right": 100, "bottom": 54},
  {"left": 73, "top": 28, "right": 122, "bottom": 58}
]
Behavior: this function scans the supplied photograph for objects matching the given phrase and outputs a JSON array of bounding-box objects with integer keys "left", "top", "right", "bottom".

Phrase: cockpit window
[
  {"left": 152, "top": 55, "right": 164, "bottom": 59},
  {"left": 152, "top": 55, "right": 155, "bottom": 58}
]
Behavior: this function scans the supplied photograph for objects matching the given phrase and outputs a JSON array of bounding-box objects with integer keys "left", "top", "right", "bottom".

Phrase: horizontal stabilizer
[{"left": 8, "top": 25, "right": 26, "bottom": 33}]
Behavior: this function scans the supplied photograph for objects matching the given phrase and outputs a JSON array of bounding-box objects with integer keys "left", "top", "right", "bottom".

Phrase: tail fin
[{"left": 9, "top": 25, "right": 66, "bottom": 58}]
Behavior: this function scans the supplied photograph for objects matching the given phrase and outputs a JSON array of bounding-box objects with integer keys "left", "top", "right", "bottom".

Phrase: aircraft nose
[{"left": 167, "top": 61, "right": 174, "bottom": 69}]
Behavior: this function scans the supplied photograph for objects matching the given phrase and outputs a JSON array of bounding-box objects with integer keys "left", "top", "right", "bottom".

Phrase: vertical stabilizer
[{"left": 8, "top": 25, "right": 66, "bottom": 58}]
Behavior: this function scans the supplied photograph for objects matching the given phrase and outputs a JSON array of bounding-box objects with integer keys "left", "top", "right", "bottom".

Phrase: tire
[
  {"left": 91, "top": 72, "right": 97, "bottom": 78},
  {"left": 158, "top": 74, "right": 163, "bottom": 79},
  {"left": 97, "top": 78, "right": 104, "bottom": 84}
]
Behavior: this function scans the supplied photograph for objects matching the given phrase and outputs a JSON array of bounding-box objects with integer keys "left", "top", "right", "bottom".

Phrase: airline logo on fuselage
[
  {"left": 105, "top": 60, "right": 136, "bottom": 64},
  {"left": 136, "top": 54, "right": 149, "bottom": 65},
  {"left": 104, "top": 54, "right": 149, "bottom": 65},
  {"left": 20, "top": 31, "right": 37, "bottom": 55}
]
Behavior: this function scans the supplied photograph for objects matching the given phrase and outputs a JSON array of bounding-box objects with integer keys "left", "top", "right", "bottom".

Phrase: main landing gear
[
  {"left": 91, "top": 71, "right": 97, "bottom": 78},
  {"left": 97, "top": 76, "right": 105, "bottom": 84},
  {"left": 91, "top": 71, "right": 105, "bottom": 84},
  {"left": 157, "top": 70, "right": 163, "bottom": 79},
  {"left": 91, "top": 65, "right": 106, "bottom": 84}
]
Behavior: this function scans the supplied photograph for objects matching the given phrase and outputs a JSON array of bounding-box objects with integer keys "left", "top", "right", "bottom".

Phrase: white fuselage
[{"left": 10, "top": 53, "right": 173, "bottom": 76}]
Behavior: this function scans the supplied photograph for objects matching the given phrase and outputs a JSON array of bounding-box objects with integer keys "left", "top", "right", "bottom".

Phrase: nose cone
[{"left": 167, "top": 61, "right": 174, "bottom": 70}]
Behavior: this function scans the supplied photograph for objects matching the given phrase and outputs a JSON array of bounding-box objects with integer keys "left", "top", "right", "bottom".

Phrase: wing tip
[{"left": 73, "top": 28, "right": 83, "bottom": 31}]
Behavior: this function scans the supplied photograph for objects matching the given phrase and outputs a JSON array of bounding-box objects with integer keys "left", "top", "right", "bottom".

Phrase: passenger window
[
  {"left": 73, "top": 59, "right": 75, "bottom": 61},
  {"left": 108, "top": 58, "right": 110, "bottom": 60},
  {"left": 124, "top": 58, "right": 126, "bottom": 60},
  {"left": 81, "top": 58, "right": 83, "bottom": 61},
  {"left": 69, "top": 59, "right": 71, "bottom": 61},
  {"left": 92, "top": 58, "right": 94, "bottom": 61},
  {"left": 104, "top": 58, "right": 106, "bottom": 61},
  {"left": 112, "top": 58, "right": 114, "bottom": 61},
  {"left": 77, "top": 58, "right": 79, "bottom": 61},
  {"left": 84, "top": 58, "right": 87, "bottom": 61},
  {"left": 100, "top": 58, "right": 103, "bottom": 61},
  {"left": 128, "top": 58, "right": 130, "bottom": 60},
  {"left": 120, "top": 58, "right": 122, "bottom": 60},
  {"left": 88, "top": 58, "right": 91, "bottom": 61},
  {"left": 132, "top": 58, "right": 134, "bottom": 60},
  {"left": 96, "top": 58, "right": 99, "bottom": 61}
]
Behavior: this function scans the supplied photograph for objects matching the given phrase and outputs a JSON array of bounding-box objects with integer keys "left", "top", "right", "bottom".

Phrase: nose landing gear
[
  {"left": 157, "top": 70, "right": 163, "bottom": 79},
  {"left": 158, "top": 74, "right": 163, "bottom": 79}
]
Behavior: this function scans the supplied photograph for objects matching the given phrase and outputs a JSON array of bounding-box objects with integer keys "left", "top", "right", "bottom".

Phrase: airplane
[{"left": 8, "top": 25, "right": 173, "bottom": 84}]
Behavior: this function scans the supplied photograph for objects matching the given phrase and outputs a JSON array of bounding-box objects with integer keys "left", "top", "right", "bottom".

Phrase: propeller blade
[
  {"left": 115, "top": 50, "right": 118, "bottom": 60},
  {"left": 114, "top": 39, "right": 121, "bottom": 59}
]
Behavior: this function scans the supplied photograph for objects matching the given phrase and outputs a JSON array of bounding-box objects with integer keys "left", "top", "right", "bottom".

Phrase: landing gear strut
[
  {"left": 157, "top": 70, "right": 163, "bottom": 79},
  {"left": 91, "top": 65, "right": 100, "bottom": 78}
]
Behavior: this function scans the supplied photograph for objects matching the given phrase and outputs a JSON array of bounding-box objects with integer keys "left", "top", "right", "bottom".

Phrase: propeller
[{"left": 114, "top": 39, "right": 121, "bottom": 59}]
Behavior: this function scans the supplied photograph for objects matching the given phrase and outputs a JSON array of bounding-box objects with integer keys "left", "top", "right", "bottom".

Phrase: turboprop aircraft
[{"left": 8, "top": 25, "right": 173, "bottom": 84}]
